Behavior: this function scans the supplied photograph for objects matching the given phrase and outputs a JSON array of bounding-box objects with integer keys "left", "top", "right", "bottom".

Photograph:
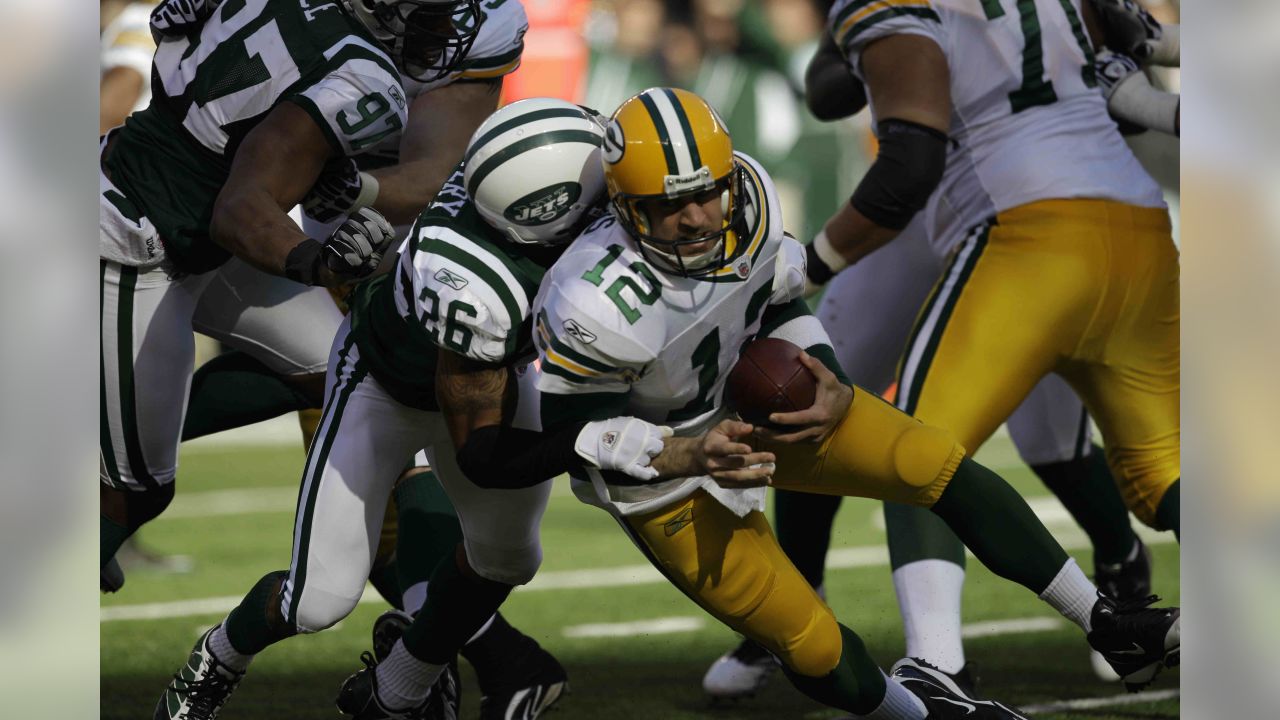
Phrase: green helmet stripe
[
  {"left": 638, "top": 92, "right": 680, "bottom": 175},
  {"left": 465, "top": 129, "right": 603, "bottom": 197},
  {"left": 464, "top": 107, "right": 589, "bottom": 165}
]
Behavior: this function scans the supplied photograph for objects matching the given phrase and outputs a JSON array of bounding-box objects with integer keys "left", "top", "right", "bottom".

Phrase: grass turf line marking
[
  {"left": 1021, "top": 688, "right": 1179, "bottom": 713},
  {"left": 100, "top": 533, "right": 1175, "bottom": 622},
  {"left": 960, "top": 616, "right": 1062, "bottom": 639},
  {"left": 563, "top": 617, "right": 706, "bottom": 638}
]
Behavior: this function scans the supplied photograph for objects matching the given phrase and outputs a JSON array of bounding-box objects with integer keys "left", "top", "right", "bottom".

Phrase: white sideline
[
  {"left": 100, "top": 532, "right": 1174, "bottom": 622},
  {"left": 1022, "top": 688, "right": 1179, "bottom": 713}
]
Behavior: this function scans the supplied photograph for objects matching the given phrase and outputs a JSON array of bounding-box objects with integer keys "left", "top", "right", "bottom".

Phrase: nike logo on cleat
[
  {"left": 1114, "top": 642, "right": 1149, "bottom": 656},
  {"left": 932, "top": 695, "right": 977, "bottom": 714}
]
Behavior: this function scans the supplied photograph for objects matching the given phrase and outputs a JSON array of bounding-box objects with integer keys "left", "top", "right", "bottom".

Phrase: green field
[{"left": 101, "top": 433, "right": 1179, "bottom": 719}]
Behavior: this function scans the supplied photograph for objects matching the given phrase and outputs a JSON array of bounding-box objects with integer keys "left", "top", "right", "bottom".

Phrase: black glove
[
  {"left": 150, "top": 0, "right": 223, "bottom": 42},
  {"left": 322, "top": 207, "right": 397, "bottom": 279},
  {"left": 303, "top": 157, "right": 379, "bottom": 224},
  {"left": 1090, "top": 0, "right": 1163, "bottom": 62}
]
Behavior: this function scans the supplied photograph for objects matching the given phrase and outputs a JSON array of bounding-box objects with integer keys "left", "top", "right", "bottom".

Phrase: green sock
[
  {"left": 394, "top": 471, "right": 464, "bottom": 603},
  {"left": 774, "top": 489, "right": 842, "bottom": 588},
  {"left": 182, "top": 351, "right": 312, "bottom": 441},
  {"left": 1155, "top": 479, "right": 1180, "bottom": 539},
  {"left": 931, "top": 458, "right": 1069, "bottom": 594},
  {"left": 781, "top": 623, "right": 886, "bottom": 715},
  {"left": 403, "top": 550, "right": 512, "bottom": 664},
  {"left": 884, "top": 502, "right": 966, "bottom": 570},
  {"left": 101, "top": 514, "right": 132, "bottom": 569},
  {"left": 225, "top": 570, "right": 295, "bottom": 655},
  {"left": 1031, "top": 446, "right": 1136, "bottom": 565}
]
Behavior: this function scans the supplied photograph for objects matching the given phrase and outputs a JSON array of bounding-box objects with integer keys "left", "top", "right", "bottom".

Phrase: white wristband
[
  {"left": 1148, "top": 24, "right": 1179, "bottom": 67},
  {"left": 813, "top": 230, "right": 849, "bottom": 275},
  {"left": 1108, "top": 72, "right": 1180, "bottom": 136},
  {"left": 352, "top": 171, "right": 380, "bottom": 212}
]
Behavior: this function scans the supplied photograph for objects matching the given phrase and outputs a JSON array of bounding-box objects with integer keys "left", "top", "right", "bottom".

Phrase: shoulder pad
[{"left": 826, "top": 0, "right": 942, "bottom": 78}]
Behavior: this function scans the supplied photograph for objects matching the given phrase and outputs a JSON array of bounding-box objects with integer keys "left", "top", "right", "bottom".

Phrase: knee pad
[
  {"left": 776, "top": 604, "right": 842, "bottom": 678},
  {"left": 464, "top": 540, "right": 542, "bottom": 586},
  {"left": 893, "top": 423, "right": 960, "bottom": 489}
]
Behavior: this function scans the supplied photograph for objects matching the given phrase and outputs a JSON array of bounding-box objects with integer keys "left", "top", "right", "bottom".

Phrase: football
[{"left": 725, "top": 337, "right": 818, "bottom": 427}]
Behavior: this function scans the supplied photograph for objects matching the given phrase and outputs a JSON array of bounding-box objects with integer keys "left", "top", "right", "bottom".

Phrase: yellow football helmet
[{"left": 602, "top": 87, "right": 746, "bottom": 277}]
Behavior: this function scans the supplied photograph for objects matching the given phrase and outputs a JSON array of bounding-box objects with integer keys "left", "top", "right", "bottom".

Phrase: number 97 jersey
[{"left": 828, "top": 0, "right": 1164, "bottom": 254}]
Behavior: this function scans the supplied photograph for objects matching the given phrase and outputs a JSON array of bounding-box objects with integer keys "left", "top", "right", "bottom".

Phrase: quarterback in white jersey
[{"left": 532, "top": 87, "right": 1180, "bottom": 717}]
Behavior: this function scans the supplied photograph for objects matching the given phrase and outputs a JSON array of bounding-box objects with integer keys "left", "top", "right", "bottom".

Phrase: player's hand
[
  {"left": 576, "top": 417, "right": 674, "bottom": 482},
  {"left": 150, "top": 0, "right": 222, "bottom": 42},
  {"left": 303, "top": 157, "right": 380, "bottom": 224},
  {"left": 1090, "top": 0, "right": 1163, "bottom": 62},
  {"left": 322, "top": 207, "right": 396, "bottom": 280},
  {"left": 1095, "top": 50, "right": 1143, "bottom": 100},
  {"left": 757, "top": 352, "right": 852, "bottom": 444},
  {"left": 697, "top": 420, "right": 776, "bottom": 488}
]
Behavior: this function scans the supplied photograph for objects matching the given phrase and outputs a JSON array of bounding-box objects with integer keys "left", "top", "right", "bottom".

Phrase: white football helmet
[
  {"left": 344, "top": 0, "right": 481, "bottom": 82},
  {"left": 463, "top": 98, "right": 608, "bottom": 246}
]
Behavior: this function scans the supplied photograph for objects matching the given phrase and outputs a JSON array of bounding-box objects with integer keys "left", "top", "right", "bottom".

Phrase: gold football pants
[{"left": 896, "top": 199, "right": 1179, "bottom": 525}]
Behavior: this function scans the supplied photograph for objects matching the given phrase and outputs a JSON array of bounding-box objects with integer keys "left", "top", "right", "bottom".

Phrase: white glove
[
  {"left": 323, "top": 207, "right": 396, "bottom": 278},
  {"left": 303, "top": 157, "right": 380, "bottom": 224},
  {"left": 575, "top": 417, "right": 673, "bottom": 482},
  {"left": 1090, "top": 0, "right": 1165, "bottom": 63},
  {"left": 1095, "top": 50, "right": 1179, "bottom": 136}
]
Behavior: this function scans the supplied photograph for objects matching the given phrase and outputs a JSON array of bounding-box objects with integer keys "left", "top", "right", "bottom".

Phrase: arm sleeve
[
  {"left": 827, "top": 0, "right": 943, "bottom": 81},
  {"left": 805, "top": 31, "right": 868, "bottom": 121}
]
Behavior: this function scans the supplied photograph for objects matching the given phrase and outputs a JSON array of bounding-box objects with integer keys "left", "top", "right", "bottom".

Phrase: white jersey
[
  {"left": 829, "top": 0, "right": 1165, "bottom": 253},
  {"left": 100, "top": 2, "right": 158, "bottom": 113},
  {"left": 534, "top": 152, "right": 808, "bottom": 518}
]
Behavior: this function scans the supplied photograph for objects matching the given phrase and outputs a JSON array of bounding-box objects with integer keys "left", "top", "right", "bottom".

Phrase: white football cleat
[{"left": 702, "top": 638, "right": 778, "bottom": 700}]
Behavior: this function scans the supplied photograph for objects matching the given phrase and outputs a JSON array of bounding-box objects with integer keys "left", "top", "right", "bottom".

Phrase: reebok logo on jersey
[
  {"left": 388, "top": 84, "right": 406, "bottom": 109},
  {"left": 434, "top": 268, "right": 469, "bottom": 290},
  {"left": 664, "top": 508, "right": 693, "bottom": 536},
  {"left": 563, "top": 319, "right": 597, "bottom": 344},
  {"left": 601, "top": 431, "right": 619, "bottom": 448}
]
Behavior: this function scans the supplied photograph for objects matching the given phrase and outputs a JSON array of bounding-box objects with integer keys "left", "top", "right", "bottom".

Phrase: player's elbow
[
  {"left": 805, "top": 63, "right": 867, "bottom": 122},
  {"left": 849, "top": 118, "right": 948, "bottom": 230}
]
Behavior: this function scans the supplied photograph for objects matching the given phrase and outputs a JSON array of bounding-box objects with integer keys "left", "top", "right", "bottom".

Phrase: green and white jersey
[
  {"left": 104, "top": 0, "right": 408, "bottom": 274},
  {"left": 533, "top": 152, "right": 807, "bottom": 518},
  {"left": 828, "top": 0, "right": 1164, "bottom": 254},
  {"left": 356, "top": 0, "right": 528, "bottom": 171},
  {"left": 346, "top": 164, "right": 563, "bottom": 411}
]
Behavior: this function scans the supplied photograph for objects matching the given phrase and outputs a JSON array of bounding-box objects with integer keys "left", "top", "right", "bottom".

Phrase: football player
[
  {"left": 155, "top": 99, "right": 602, "bottom": 720},
  {"left": 518, "top": 87, "right": 1178, "bottom": 718},
  {"left": 703, "top": 12, "right": 1179, "bottom": 694},
  {"left": 798, "top": 0, "right": 1182, "bottom": 695}
]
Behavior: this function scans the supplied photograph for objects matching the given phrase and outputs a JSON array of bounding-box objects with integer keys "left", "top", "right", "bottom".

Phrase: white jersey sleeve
[
  {"left": 828, "top": 0, "right": 943, "bottom": 79},
  {"left": 291, "top": 43, "right": 409, "bottom": 158},
  {"left": 403, "top": 0, "right": 528, "bottom": 96}
]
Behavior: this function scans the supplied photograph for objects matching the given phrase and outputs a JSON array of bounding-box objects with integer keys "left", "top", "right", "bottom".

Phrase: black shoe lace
[
  {"left": 360, "top": 650, "right": 379, "bottom": 671},
  {"left": 167, "top": 669, "right": 236, "bottom": 719}
]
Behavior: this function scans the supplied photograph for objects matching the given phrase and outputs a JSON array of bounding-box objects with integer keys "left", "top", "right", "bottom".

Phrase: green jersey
[
  {"left": 104, "top": 0, "right": 407, "bottom": 274},
  {"left": 346, "top": 164, "right": 563, "bottom": 411}
]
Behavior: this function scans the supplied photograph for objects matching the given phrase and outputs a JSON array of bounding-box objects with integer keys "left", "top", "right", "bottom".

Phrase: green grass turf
[{"left": 102, "top": 435, "right": 1180, "bottom": 719}]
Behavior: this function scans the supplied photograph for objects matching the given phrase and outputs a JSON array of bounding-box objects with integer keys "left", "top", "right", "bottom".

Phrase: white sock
[
  {"left": 465, "top": 614, "right": 496, "bottom": 646},
  {"left": 401, "top": 581, "right": 428, "bottom": 616},
  {"left": 375, "top": 640, "right": 445, "bottom": 710},
  {"left": 893, "top": 559, "right": 966, "bottom": 673},
  {"left": 1038, "top": 558, "right": 1098, "bottom": 633},
  {"left": 862, "top": 674, "right": 927, "bottom": 719},
  {"left": 207, "top": 621, "right": 253, "bottom": 672}
]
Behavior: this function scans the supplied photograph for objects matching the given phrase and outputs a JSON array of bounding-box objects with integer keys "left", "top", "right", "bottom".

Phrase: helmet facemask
[
  {"left": 354, "top": 0, "right": 481, "bottom": 82},
  {"left": 613, "top": 164, "right": 747, "bottom": 278}
]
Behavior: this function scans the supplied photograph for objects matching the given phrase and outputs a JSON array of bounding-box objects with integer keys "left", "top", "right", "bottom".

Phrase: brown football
[{"left": 725, "top": 337, "right": 818, "bottom": 428}]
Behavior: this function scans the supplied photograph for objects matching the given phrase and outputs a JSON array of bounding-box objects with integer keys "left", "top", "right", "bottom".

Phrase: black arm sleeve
[
  {"left": 849, "top": 118, "right": 948, "bottom": 230},
  {"left": 456, "top": 422, "right": 586, "bottom": 489},
  {"left": 805, "top": 32, "right": 869, "bottom": 121}
]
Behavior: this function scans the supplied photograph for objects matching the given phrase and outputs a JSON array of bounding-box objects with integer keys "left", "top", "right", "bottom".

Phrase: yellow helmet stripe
[{"left": 637, "top": 92, "right": 681, "bottom": 175}]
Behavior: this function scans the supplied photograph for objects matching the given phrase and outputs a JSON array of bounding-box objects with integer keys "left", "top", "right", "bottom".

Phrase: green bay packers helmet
[
  {"left": 344, "top": 0, "right": 481, "bottom": 82},
  {"left": 602, "top": 87, "right": 747, "bottom": 277},
  {"left": 464, "top": 98, "right": 608, "bottom": 246}
]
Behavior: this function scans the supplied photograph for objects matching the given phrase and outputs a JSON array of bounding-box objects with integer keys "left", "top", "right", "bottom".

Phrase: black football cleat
[
  {"left": 892, "top": 658, "right": 1030, "bottom": 719},
  {"left": 372, "top": 608, "right": 414, "bottom": 661},
  {"left": 1087, "top": 593, "right": 1180, "bottom": 691},
  {"left": 154, "top": 626, "right": 244, "bottom": 720},
  {"left": 336, "top": 651, "right": 460, "bottom": 720},
  {"left": 476, "top": 630, "right": 569, "bottom": 720},
  {"left": 1090, "top": 538, "right": 1155, "bottom": 680}
]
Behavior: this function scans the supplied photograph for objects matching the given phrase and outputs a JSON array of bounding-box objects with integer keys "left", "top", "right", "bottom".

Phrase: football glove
[
  {"left": 1095, "top": 50, "right": 1179, "bottom": 136},
  {"left": 1090, "top": 0, "right": 1163, "bottom": 62},
  {"left": 575, "top": 417, "right": 673, "bottom": 482},
  {"left": 303, "top": 157, "right": 381, "bottom": 224},
  {"left": 323, "top": 207, "right": 397, "bottom": 279}
]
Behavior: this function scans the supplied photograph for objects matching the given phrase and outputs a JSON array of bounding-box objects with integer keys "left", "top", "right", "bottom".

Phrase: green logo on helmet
[{"left": 505, "top": 182, "right": 582, "bottom": 226}]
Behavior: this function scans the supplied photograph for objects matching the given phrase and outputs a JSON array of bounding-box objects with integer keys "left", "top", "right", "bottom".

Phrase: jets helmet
[
  {"left": 602, "top": 87, "right": 747, "bottom": 277},
  {"left": 464, "top": 98, "right": 608, "bottom": 246},
  {"left": 344, "top": 0, "right": 481, "bottom": 82}
]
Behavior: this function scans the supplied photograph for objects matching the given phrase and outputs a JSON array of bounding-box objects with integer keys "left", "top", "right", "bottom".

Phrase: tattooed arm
[{"left": 435, "top": 349, "right": 516, "bottom": 452}]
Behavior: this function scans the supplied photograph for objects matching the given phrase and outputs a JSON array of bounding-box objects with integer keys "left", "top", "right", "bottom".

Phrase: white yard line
[
  {"left": 562, "top": 617, "right": 706, "bottom": 638},
  {"left": 960, "top": 617, "right": 1063, "bottom": 639},
  {"left": 1022, "top": 688, "right": 1179, "bottom": 714},
  {"left": 100, "top": 534, "right": 1175, "bottom": 623}
]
